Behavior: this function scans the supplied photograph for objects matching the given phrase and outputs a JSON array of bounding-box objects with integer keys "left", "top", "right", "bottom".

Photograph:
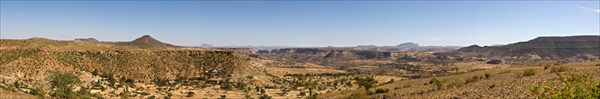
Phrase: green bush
[{"left": 530, "top": 73, "right": 600, "bottom": 98}]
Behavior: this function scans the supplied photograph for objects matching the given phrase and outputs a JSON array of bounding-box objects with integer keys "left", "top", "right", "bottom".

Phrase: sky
[{"left": 1, "top": 1, "right": 599, "bottom": 47}]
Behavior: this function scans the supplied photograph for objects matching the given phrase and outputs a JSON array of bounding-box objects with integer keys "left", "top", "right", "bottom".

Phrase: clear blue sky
[{"left": 1, "top": 1, "right": 599, "bottom": 47}]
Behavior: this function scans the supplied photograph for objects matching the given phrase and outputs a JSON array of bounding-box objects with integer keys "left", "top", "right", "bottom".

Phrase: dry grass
[{"left": 321, "top": 61, "right": 600, "bottom": 98}]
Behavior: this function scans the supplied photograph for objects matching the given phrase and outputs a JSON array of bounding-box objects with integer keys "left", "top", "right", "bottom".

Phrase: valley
[{"left": 0, "top": 35, "right": 599, "bottom": 99}]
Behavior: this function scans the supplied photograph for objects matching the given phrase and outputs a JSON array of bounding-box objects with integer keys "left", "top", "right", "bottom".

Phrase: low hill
[{"left": 457, "top": 35, "right": 600, "bottom": 59}]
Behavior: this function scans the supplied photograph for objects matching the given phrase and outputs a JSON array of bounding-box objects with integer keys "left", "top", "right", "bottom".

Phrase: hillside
[
  {"left": 457, "top": 35, "right": 600, "bottom": 59},
  {"left": 0, "top": 37, "right": 281, "bottom": 98}
]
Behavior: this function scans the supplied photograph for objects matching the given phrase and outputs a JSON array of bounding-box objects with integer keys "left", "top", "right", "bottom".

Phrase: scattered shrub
[
  {"left": 344, "top": 91, "right": 368, "bottom": 99},
  {"left": 446, "top": 81, "right": 461, "bottom": 88},
  {"left": 484, "top": 73, "right": 491, "bottom": 79},
  {"left": 219, "top": 95, "right": 226, "bottom": 99},
  {"left": 402, "top": 84, "right": 411, "bottom": 88},
  {"left": 28, "top": 88, "right": 45, "bottom": 97},
  {"left": 489, "top": 84, "right": 496, "bottom": 89},
  {"left": 499, "top": 70, "right": 511, "bottom": 74},
  {"left": 385, "top": 79, "right": 394, "bottom": 84},
  {"left": 429, "top": 78, "right": 443, "bottom": 89},
  {"left": 13, "top": 81, "right": 20, "bottom": 89},
  {"left": 530, "top": 73, "right": 600, "bottom": 98},
  {"left": 259, "top": 94, "right": 272, "bottom": 99},
  {"left": 186, "top": 92, "right": 195, "bottom": 97},
  {"left": 375, "top": 88, "right": 389, "bottom": 94},
  {"left": 486, "top": 60, "right": 503, "bottom": 64},
  {"left": 91, "top": 69, "right": 99, "bottom": 76},
  {"left": 148, "top": 95, "right": 156, "bottom": 99},
  {"left": 465, "top": 76, "right": 482, "bottom": 84},
  {"left": 550, "top": 66, "right": 569, "bottom": 73},
  {"left": 522, "top": 69, "right": 536, "bottom": 77}
]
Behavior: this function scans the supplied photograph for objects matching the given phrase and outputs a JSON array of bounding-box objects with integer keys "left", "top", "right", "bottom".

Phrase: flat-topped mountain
[
  {"left": 74, "top": 38, "right": 100, "bottom": 43},
  {"left": 458, "top": 35, "right": 600, "bottom": 59}
]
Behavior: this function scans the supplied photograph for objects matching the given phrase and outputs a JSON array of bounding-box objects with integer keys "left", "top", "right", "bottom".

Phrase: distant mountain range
[
  {"left": 197, "top": 42, "right": 461, "bottom": 52},
  {"left": 457, "top": 35, "right": 600, "bottom": 59}
]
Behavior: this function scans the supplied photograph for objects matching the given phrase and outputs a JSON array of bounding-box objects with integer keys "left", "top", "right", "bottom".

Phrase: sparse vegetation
[
  {"left": 530, "top": 73, "right": 600, "bottom": 98},
  {"left": 446, "top": 81, "right": 461, "bottom": 88},
  {"left": 354, "top": 76, "right": 378, "bottom": 91},
  {"left": 465, "top": 76, "right": 482, "bottom": 84},
  {"left": 1, "top": 36, "right": 599, "bottom": 99},
  {"left": 28, "top": 87, "right": 45, "bottom": 98},
  {"left": 550, "top": 66, "right": 569, "bottom": 73},
  {"left": 522, "top": 69, "right": 536, "bottom": 77},
  {"left": 375, "top": 88, "right": 389, "bottom": 94},
  {"left": 259, "top": 94, "right": 272, "bottom": 99},
  {"left": 429, "top": 78, "right": 443, "bottom": 89},
  {"left": 484, "top": 73, "right": 491, "bottom": 79}
]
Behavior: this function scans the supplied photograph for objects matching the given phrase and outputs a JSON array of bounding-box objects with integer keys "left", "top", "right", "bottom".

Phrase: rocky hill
[
  {"left": 123, "top": 35, "right": 178, "bottom": 48},
  {"left": 457, "top": 35, "right": 600, "bottom": 59}
]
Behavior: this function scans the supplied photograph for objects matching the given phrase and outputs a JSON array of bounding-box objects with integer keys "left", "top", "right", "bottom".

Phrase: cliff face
[
  {"left": 457, "top": 35, "right": 600, "bottom": 59},
  {"left": 258, "top": 48, "right": 393, "bottom": 64}
]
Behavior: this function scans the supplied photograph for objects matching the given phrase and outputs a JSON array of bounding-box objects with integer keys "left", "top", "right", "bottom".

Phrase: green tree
[
  {"left": 48, "top": 72, "right": 81, "bottom": 98},
  {"left": 354, "top": 76, "right": 378, "bottom": 93},
  {"left": 303, "top": 79, "right": 318, "bottom": 99}
]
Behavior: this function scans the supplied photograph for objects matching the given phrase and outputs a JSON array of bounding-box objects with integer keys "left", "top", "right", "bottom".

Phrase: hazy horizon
[{"left": 1, "top": 1, "right": 599, "bottom": 47}]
